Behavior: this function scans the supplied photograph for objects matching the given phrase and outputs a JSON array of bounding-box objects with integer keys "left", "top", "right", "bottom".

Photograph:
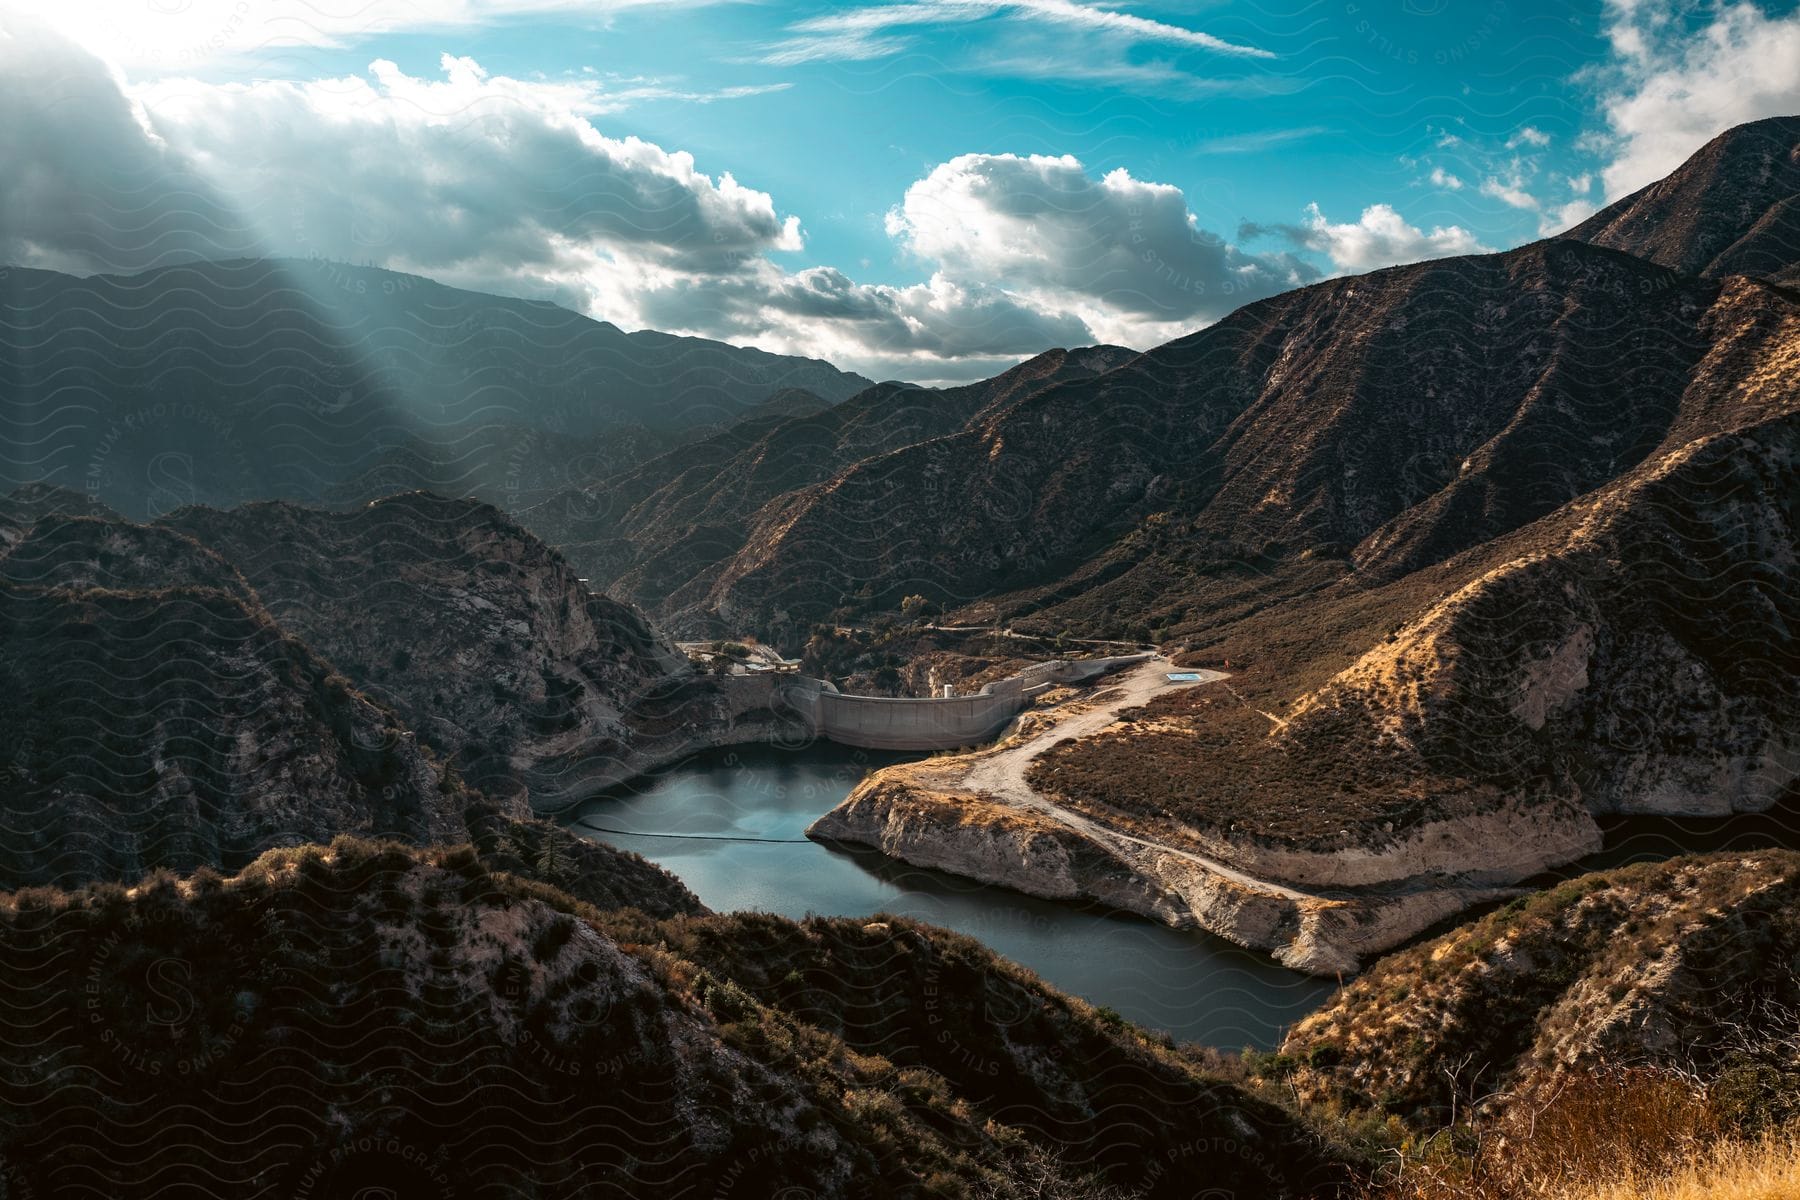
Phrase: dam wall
[
  {"left": 774, "top": 652, "right": 1151, "bottom": 752},
  {"left": 539, "top": 653, "right": 1153, "bottom": 810}
]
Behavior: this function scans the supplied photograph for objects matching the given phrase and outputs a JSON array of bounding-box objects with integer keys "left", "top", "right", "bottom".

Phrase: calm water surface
[
  {"left": 566, "top": 746, "right": 1800, "bottom": 1050},
  {"left": 567, "top": 744, "right": 1333, "bottom": 1050}
]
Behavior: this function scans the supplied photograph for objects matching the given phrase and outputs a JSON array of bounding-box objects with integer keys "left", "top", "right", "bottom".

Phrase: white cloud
[
  {"left": 1592, "top": 0, "right": 1800, "bottom": 199},
  {"left": 1193, "top": 126, "right": 1328, "bottom": 154},
  {"left": 1538, "top": 198, "right": 1600, "bottom": 238},
  {"left": 1479, "top": 171, "right": 1540, "bottom": 210},
  {"left": 1428, "top": 167, "right": 1464, "bottom": 190},
  {"left": 2, "top": 20, "right": 1319, "bottom": 381},
  {"left": 628, "top": 263, "right": 1095, "bottom": 376},
  {"left": 1506, "top": 126, "right": 1552, "bottom": 149},
  {"left": 133, "top": 54, "right": 803, "bottom": 276},
  {"left": 0, "top": 13, "right": 257, "bottom": 272},
  {"left": 1276, "top": 203, "right": 1490, "bottom": 274},
  {"left": 762, "top": 0, "right": 1271, "bottom": 66},
  {"left": 886, "top": 152, "right": 1316, "bottom": 339}
]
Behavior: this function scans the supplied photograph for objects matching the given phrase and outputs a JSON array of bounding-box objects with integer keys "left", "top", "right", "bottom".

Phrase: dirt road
[{"left": 947, "top": 657, "right": 1322, "bottom": 902}]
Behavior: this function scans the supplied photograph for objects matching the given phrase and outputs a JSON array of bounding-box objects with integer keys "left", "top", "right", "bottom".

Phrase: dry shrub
[
  {"left": 1489, "top": 1067, "right": 1716, "bottom": 1197},
  {"left": 1363, "top": 1066, "right": 1718, "bottom": 1200}
]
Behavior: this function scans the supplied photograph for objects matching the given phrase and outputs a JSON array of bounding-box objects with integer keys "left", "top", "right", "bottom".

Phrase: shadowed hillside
[
  {"left": 0, "top": 257, "right": 873, "bottom": 518},
  {"left": 0, "top": 838, "right": 1359, "bottom": 1199},
  {"left": 678, "top": 239, "right": 1727, "bottom": 641},
  {"left": 0, "top": 579, "right": 461, "bottom": 887},
  {"left": 165, "top": 491, "right": 689, "bottom": 794},
  {"left": 0, "top": 485, "right": 713, "bottom": 913},
  {"left": 523, "top": 344, "right": 1136, "bottom": 631}
]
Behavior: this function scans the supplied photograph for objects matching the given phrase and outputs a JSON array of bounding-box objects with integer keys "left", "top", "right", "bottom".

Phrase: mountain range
[
  {"left": 2, "top": 115, "right": 1799, "bottom": 1200},
  {"left": 0, "top": 256, "right": 872, "bottom": 518},
  {"left": 775, "top": 118, "right": 1798, "bottom": 975}
]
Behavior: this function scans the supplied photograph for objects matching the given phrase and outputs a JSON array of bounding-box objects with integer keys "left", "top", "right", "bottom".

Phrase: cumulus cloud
[
  {"left": 0, "top": 14, "right": 260, "bottom": 272},
  {"left": 1244, "top": 203, "right": 1489, "bottom": 274},
  {"left": 629, "top": 264, "right": 1094, "bottom": 375},
  {"left": 1479, "top": 169, "right": 1540, "bottom": 211},
  {"left": 0, "top": 15, "right": 1327, "bottom": 382},
  {"left": 886, "top": 153, "right": 1317, "bottom": 339},
  {"left": 1535, "top": 173, "right": 1601, "bottom": 237},
  {"left": 1592, "top": 0, "right": 1800, "bottom": 199},
  {"left": 0, "top": 22, "right": 1210, "bottom": 379},
  {"left": 136, "top": 55, "right": 802, "bottom": 277}
]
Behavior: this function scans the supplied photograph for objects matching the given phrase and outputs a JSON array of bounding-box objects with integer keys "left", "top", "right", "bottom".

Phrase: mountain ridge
[
  {"left": 1563, "top": 114, "right": 1800, "bottom": 282},
  {"left": 0, "top": 256, "right": 875, "bottom": 518}
]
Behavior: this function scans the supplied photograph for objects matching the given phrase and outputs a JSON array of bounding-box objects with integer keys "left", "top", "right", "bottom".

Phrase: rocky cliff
[
  {"left": 811, "top": 776, "right": 1498, "bottom": 976},
  {"left": 165, "top": 492, "right": 691, "bottom": 795},
  {"left": 1281, "top": 851, "right": 1800, "bottom": 1132},
  {"left": 0, "top": 485, "right": 717, "bottom": 908},
  {"left": 0, "top": 577, "right": 460, "bottom": 888}
]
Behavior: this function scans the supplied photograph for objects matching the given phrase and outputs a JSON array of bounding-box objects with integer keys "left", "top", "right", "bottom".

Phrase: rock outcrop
[
  {"left": 1282, "top": 851, "right": 1800, "bottom": 1130},
  {"left": 812, "top": 776, "right": 1500, "bottom": 975},
  {"left": 0, "top": 485, "right": 719, "bottom": 905},
  {"left": 0, "top": 579, "right": 460, "bottom": 888},
  {"left": 165, "top": 492, "right": 690, "bottom": 794}
]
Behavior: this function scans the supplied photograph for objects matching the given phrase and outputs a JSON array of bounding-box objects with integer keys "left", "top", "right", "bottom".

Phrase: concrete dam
[
  {"left": 533, "top": 653, "right": 1153, "bottom": 811},
  {"left": 742, "top": 653, "right": 1152, "bottom": 752}
]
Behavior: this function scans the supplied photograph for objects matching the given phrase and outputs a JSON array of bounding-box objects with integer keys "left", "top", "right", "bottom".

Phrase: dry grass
[
  {"left": 1357, "top": 1066, "right": 1800, "bottom": 1200},
  {"left": 1556, "top": 1131, "right": 1800, "bottom": 1200}
]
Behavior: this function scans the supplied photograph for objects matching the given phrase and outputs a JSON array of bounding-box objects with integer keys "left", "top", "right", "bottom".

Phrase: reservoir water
[{"left": 566, "top": 743, "right": 1334, "bottom": 1050}]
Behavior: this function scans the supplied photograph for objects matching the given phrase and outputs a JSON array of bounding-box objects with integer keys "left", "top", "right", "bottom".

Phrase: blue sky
[
  {"left": 7, "top": 1, "right": 1800, "bottom": 380},
  {"left": 320, "top": 3, "right": 1580, "bottom": 272}
]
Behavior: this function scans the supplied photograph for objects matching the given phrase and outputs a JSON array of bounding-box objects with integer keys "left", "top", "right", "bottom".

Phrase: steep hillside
[
  {"left": 0, "top": 485, "right": 712, "bottom": 910},
  {"left": 0, "top": 481, "right": 118, "bottom": 550},
  {"left": 163, "top": 492, "right": 691, "bottom": 797},
  {"left": 0, "top": 509, "right": 261, "bottom": 602},
  {"left": 601, "top": 119, "right": 1800, "bottom": 648},
  {"left": 1282, "top": 852, "right": 1800, "bottom": 1131},
  {"left": 0, "top": 257, "right": 873, "bottom": 517},
  {"left": 683, "top": 240, "right": 1727, "bottom": 641},
  {"left": 525, "top": 344, "right": 1134, "bottom": 627},
  {"left": 0, "top": 838, "right": 1357, "bottom": 1199},
  {"left": 0, "top": 579, "right": 461, "bottom": 888},
  {"left": 1563, "top": 115, "right": 1800, "bottom": 282},
  {"left": 802, "top": 121, "right": 1800, "bottom": 973},
  {"left": 905, "top": 278, "right": 1798, "bottom": 970}
]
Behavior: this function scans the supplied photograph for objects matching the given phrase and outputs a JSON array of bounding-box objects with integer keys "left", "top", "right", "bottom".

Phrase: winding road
[{"left": 952, "top": 656, "right": 1323, "bottom": 903}]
